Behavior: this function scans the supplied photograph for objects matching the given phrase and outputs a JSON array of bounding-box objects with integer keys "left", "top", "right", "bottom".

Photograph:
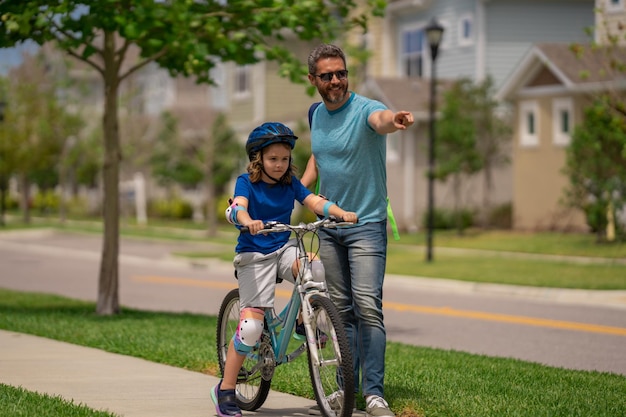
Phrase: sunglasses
[{"left": 313, "top": 70, "right": 349, "bottom": 83}]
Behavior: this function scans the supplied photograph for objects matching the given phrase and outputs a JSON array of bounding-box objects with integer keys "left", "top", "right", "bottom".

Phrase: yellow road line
[
  {"left": 384, "top": 301, "right": 626, "bottom": 336},
  {"left": 133, "top": 275, "right": 626, "bottom": 337}
]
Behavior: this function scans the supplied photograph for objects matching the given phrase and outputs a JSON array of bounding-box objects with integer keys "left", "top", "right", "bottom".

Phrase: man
[{"left": 301, "top": 43, "right": 414, "bottom": 417}]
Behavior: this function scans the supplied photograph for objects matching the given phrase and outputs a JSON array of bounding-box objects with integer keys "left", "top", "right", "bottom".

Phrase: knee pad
[{"left": 233, "top": 307, "right": 264, "bottom": 354}]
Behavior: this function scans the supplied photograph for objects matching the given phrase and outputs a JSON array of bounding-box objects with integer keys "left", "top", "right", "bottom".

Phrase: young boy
[{"left": 211, "top": 122, "right": 357, "bottom": 417}]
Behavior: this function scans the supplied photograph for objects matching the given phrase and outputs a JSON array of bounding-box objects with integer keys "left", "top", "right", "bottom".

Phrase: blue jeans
[{"left": 318, "top": 221, "right": 387, "bottom": 398}]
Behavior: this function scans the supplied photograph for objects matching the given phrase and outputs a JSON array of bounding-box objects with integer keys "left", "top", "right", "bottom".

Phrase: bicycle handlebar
[{"left": 240, "top": 216, "right": 354, "bottom": 234}]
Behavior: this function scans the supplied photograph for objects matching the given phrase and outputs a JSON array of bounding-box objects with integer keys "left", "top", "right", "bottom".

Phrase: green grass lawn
[
  {"left": 0, "top": 384, "right": 119, "bottom": 417},
  {"left": 1, "top": 289, "right": 625, "bottom": 417},
  {"left": 2, "top": 217, "right": 626, "bottom": 415}
]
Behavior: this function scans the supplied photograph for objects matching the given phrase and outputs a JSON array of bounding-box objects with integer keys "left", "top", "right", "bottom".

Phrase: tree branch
[
  {"left": 50, "top": 18, "right": 105, "bottom": 75},
  {"left": 119, "top": 47, "right": 169, "bottom": 82},
  {"left": 64, "top": 48, "right": 105, "bottom": 77}
]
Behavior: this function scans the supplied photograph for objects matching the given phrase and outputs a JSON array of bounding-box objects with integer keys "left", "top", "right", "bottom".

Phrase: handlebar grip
[{"left": 240, "top": 222, "right": 277, "bottom": 234}]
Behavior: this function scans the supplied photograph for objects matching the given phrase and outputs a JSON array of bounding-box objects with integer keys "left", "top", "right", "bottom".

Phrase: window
[
  {"left": 458, "top": 14, "right": 474, "bottom": 46},
  {"left": 234, "top": 65, "right": 250, "bottom": 97},
  {"left": 607, "top": 0, "right": 623, "bottom": 12},
  {"left": 519, "top": 101, "right": 539, "bottom": 147},
  {"left": 401, "top": 28, "right": 425, "bottom": 77},
  {"left": 552, "top": 98, "right": 573, "bottom": 146}
]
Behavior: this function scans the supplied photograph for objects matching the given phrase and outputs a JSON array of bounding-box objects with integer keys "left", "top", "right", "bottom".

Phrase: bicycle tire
[
  {"left": 216, "top": 288, "right": 271, "bottom": 411},
  {"left": 306, "top": 294, "right": 355, "bottom": 417}
]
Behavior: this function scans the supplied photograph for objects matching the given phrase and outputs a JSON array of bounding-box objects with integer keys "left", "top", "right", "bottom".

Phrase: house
[
  {"left": 129, "top": 0, "right": 598, "bottom": 232},
  {"left": 357, "top": 0, "right": 595, "bottom": 231},
  {"left": 11, "top": 2, "right": 598, "bottom": 230},
  {"left": 496, "top": 1, "right": 626, "bottom": 231}
]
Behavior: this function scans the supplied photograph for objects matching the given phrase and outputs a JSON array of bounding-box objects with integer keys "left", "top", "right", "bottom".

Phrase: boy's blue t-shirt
[
  {"left": 234, "top": 173, "right": 312, "bottom": 254},
  {"left": 310, "top": 92, "right": 388, "bottom": 223}
]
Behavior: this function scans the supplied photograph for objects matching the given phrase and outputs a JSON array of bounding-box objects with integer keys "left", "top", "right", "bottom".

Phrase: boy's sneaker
[
  {"left": 210, "top": 381, "right": 242, "bottom": 417},
  {"left": 365, "top": 395, "right": 394, "bottom": 417},
  {"left": 294, "top": 322, "right": 306, "bottom": 341}
]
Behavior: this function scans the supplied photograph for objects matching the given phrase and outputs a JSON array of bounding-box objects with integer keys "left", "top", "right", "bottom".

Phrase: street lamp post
[{"left": 425, "top": 18, "right": 444, "bottom": 262}]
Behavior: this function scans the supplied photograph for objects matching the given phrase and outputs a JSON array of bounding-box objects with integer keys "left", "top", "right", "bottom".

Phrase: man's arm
[
  {"left": 368, "top": 110, "right": 414, "bottom": 134},
  {"left": 301, "top": 155, "right": 318, "bottom": 189}
]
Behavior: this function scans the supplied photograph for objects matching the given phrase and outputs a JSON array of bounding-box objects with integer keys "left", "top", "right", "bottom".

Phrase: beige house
[{"left": 496, "top": 42, "right": 626, "bottom": 231}]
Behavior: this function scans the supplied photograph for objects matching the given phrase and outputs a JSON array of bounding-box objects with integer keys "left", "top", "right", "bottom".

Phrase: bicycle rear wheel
[
  {"left": 306, "top": 293, "right": 354, "bottom": 417},
  {"left": 216, "top": 288, "right": 271, "bottom": 411}
]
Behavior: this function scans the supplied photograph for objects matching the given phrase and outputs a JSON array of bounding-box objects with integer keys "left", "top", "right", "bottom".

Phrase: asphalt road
[{"left": 1, "top": 229, "right": 625, "bottom": 376}]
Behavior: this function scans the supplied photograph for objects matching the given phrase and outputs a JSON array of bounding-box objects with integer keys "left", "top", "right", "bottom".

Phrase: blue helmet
[{"left": 246, "top": 122, "right": 297, "bottom": 161}]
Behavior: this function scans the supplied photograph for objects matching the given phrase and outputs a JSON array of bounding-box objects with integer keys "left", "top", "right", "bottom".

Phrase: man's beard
[{"left": 320, "top": 83, "right": 349, "bottom": 105}]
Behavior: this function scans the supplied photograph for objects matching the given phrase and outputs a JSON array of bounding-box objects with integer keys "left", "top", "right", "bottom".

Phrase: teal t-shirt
[{"left": 310, "top": 92, "right": 388, "bottom": 224}]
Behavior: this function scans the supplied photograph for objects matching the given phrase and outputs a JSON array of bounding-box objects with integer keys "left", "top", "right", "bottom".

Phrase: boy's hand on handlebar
[
  {"left": 340, "top": 212, "right": 358, "bottom": 223},
  {"left": 243, "top": 219, "right": 265, "bottom": 235}
]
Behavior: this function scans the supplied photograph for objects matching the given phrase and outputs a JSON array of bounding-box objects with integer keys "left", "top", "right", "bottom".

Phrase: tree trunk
[{"left": 96, "top": 34, "right": 121, "bottom": 316}]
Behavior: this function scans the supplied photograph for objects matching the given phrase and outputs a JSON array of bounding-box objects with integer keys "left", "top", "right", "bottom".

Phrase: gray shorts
[{"left": 234, "top": 239, "right": 298, "bottom": 308}]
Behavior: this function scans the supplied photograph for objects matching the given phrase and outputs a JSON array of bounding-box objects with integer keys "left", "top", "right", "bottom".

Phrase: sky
[{"left": 0, "top": 41, "right": 39, "bottom": 75}]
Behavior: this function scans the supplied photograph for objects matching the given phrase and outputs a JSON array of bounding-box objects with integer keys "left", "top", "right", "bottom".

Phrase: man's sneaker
[
  {"left": 365, "top": 395, "right": 394, "bottom": 417},
  {"left": 210, "top": 381, "right": 242, "bottom": 417},
  {"left": 309, "top": 391, "right": 354, "bottom": 415}
]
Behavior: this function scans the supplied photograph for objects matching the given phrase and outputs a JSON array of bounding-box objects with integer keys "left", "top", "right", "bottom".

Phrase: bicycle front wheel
[
  {"left": 216, "top": 288, "right": 271, "bottom": 411},
  {"left": 306, "top": 293, "right": 354, "bottom": 417}
]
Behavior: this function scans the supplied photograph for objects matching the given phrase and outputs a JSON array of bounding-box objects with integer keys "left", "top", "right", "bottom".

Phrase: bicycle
[{"left": 216, "top": 216, "right": 355, "bottom": 417}]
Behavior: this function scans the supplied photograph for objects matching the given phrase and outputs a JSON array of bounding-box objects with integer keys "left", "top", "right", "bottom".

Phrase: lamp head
[{"left": 425, "top": 18, "right": 444, "bottom": 60}]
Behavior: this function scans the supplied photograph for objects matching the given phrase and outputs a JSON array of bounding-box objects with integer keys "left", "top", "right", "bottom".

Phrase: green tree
[
  {"left": 206, "top": 112, "right": 240, "bottom": 235},
  {"left": 436, "top": 77, "right": 511, "bottom": 232},
  {"left": 150, "top": 111, "right": 201, "bottom": 192},
  {"left": 472, "top": 77, "right": 512, "bottom": 227},
  {"left": 150, "top": 111, "right": 239, "bottom": 235},
  {"left": 436, "top": 78, "right": 483, "bottom": 234},
  {"left": 563, "top": 100, "right": 626, "bottom": 242},
  {"left": 565, "top": 7, "right": 626, "bottom": 241},
  {"left": 2, "top": 52, "right": 83, "bottom": 223},
  {"left": 0, "top": 0, "right": 384, "bottom": 315},
  {"left": 0, "top": 76, "right": 14, "bottom": 226}
]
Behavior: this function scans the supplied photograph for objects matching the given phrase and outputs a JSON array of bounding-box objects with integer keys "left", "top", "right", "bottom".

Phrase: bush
[
  {"left": 421, "top": 207, "right": 475, "bottom": 231},
  {"left": 148, "top": 197, "right": 193, "bottom": 220},
  {"left": 488, "top": 202, "right": 512, "bottom": 229},
  {"left": 3, "top": 193, "right": 19, "bottom": 210},
  {"left": 32, "top": 191, "right": 60, "bottom": 214},
  {"left": 65, "top": 196, "right": 90, "bottom": 217}
]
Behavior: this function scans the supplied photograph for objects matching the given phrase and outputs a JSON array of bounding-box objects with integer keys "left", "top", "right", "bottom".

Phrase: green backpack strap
[{"left": 387, "top": 197, "right": 400, "bottom": 241}]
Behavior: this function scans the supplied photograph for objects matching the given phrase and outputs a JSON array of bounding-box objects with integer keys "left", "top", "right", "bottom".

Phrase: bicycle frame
[
  {"left": 264, "top": 284, "right": 306, "bottom": 364},
  {"left": 247, "top": 218, "right": 347, "bottom": 367},
  {"left": 263, "top": 230, "right": 328, "bottom": 365}
]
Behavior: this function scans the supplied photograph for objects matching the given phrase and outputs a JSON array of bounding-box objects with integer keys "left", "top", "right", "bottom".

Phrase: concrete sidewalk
[{"left": 0, "top": 330, "right": 319, "bottom": 417}]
